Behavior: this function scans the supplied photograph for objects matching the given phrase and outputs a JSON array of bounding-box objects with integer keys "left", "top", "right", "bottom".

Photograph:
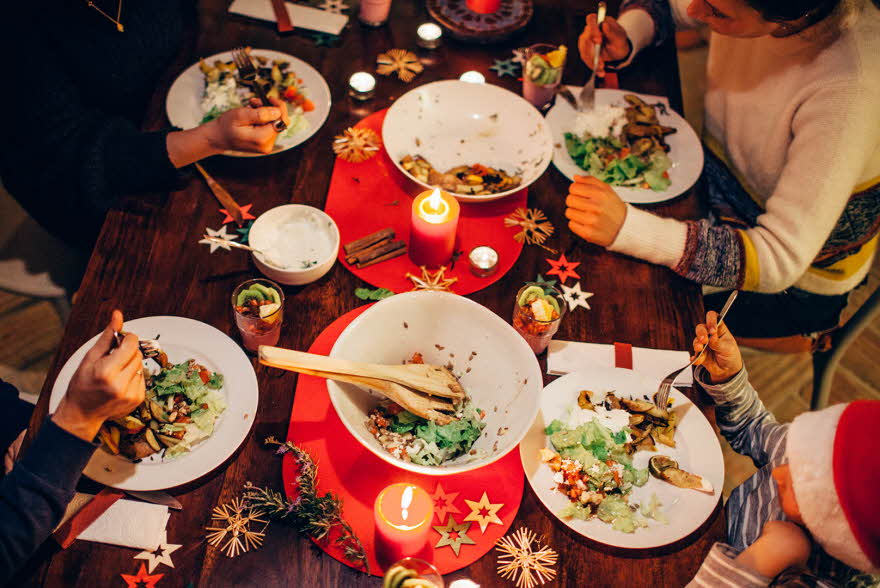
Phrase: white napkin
[
  {"left": 59, "top": 493, "right": 170, "bottom": 551},
  {"left": 229, "top": 0, "right": 348, "bottom": 35},
  {"left": 547, "top": 340, "right": 694, "bottom": 387}
]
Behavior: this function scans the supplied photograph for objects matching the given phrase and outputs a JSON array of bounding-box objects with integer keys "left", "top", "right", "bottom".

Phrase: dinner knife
[
  {"left": 195, "top": 163, "right": 245, "bottom": 227},
  {"left": 124, "top": 490, "right": 183, "bottom": 511},
  {"left": 270, "top": 0, "right": 294, "bottom": 33}
]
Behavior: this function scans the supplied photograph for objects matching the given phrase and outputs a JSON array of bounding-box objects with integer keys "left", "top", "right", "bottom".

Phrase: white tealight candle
[
  {"left": 459, "top": 70, "right": 486, "bottom": 84},
  {"left": 468, "top": 245, "right": 499, "bottom": 277},
  {"left": 348, "top": 72, "right": 376, "bottom": 101},
  {"left": 416, "top": 22, "right": 443, "bottom": 49}
]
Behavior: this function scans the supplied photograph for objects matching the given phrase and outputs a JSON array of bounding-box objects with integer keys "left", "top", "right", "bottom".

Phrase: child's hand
[
  {"left": 735, "top": 520, "right": 811, "bottom": 579},
  {"left": 692, "top": 310, "right": 743, "bottom": 384}
]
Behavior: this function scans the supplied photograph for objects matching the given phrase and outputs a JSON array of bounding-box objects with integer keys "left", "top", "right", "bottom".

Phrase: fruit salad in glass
[
  {"left": 512, "top": 283, "right": 566, "bottom": 354},
  {"left": 231, "top": 278, "right": 284, "bottom": 352},
  {"left": 523, "top": 44, "right": 567, "bottom": 110}
]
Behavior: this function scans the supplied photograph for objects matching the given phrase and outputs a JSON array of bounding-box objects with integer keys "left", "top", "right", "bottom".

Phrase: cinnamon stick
[
  {"left": 343, "top": 228, "right": 395, "bottom": 256},
  {"left": 357, "top": 246, "right": 407, "bottom": 268},
  {"left": 345, "top": 237, "right": 390, "bottom": 264},
  {"left": 347, "top": 239, "right": 406, "bottom": 265}
]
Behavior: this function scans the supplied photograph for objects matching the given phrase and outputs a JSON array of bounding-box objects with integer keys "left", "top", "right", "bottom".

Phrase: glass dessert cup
[
  {"left": 512, "top": 284, "right": 566, "bottom": 354},
  {"left": 523, "top": 43, "right": 566, "bottom": 110},
  {"left": 231, "top": 278, "right": 284, "bottom": 352},
  {"left": 383, "top": 557, "right": 444, "bottom": 588}
]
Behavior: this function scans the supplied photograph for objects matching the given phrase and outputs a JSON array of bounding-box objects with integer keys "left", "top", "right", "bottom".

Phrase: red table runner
[
  {"left": 284, "top": 304, "right": 524, "bottom": 576},
  {"left": 324, "top": 110, "right": 527, "bottom": 295}
]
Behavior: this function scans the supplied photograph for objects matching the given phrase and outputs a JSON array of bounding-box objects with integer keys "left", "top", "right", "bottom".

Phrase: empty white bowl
[
  {"left": 248, "top": 204, "right": 340, "bottom": 285},
  {"left": 382, "top": 80, "right": 554, "bottom": 203},
  {"left": 327, "top": 291, "right": 543, "bottom": 475}
]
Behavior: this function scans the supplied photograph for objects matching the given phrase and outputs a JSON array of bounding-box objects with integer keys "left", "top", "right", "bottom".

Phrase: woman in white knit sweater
[{"left": 568, "top": 0, "right": 880, "bottom": 344}]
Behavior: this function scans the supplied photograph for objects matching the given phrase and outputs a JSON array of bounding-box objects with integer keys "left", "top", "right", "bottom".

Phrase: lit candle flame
[
  {"left": 400, "top": 485, "right": 414, "bottom": 521},
  {"left": 419, "top": 188, "right": 450, "bottom": 223}
]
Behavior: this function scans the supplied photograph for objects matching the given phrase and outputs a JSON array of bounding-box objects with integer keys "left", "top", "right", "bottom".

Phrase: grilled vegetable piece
[{"left": 648, "top": 456, "right": 713, "bottom": 493}]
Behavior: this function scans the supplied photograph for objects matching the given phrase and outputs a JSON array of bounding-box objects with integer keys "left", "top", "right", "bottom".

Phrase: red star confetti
[
  {"left": 431, "top": 483, "right": 461, "bottom": 523},
  {"left": 433, "top": 515, "right": 476, "bottom": 556},
  {"left": 463, "top": 492, "right": 504, "bottom": 534},
  {"left": 545, "top": 253, "right": 580, "bottom": 284},
  {"left": 220, "top": 204, "right": 255, "bottom": 225},
  {"left": 121, "top": 563, "right": 163, "bottom": 588}
]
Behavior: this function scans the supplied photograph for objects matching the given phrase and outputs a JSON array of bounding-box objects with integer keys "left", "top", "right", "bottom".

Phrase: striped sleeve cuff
[
  {"left": 608, "top": 204, "right": 688, "bottom": 268},
  {"left": 694, "top": 365, "right": 750, "bottom": 405},
  {"left": 688, "top": 543, "right": 772, "bottom": 588}
]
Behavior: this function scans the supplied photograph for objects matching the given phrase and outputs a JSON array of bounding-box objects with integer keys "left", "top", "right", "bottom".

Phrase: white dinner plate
[
  {"left": 545, "top": 88, "right": 704, "bottom": 204},
  {"left": 49, "top": 316, "right": 259, "bottom": 491},
  {"left": 520, "top": 366, "right": 723, "bottom": 549},
  {"left": 165, "top": 49, "right": 331, "bottom": 158}
]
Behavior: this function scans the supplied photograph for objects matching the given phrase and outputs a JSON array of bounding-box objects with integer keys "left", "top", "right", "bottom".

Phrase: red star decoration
[
  {"left": 121, "top": 563, "right": 163, "bottom": 588},
  {"left": 431, "top": 483, "right": 461, "bottom": 523},
  {"left": 219, "top": 204, "right": 256, "bottom": 224},
  {"left": 545, "top": 253, "right": 581, "bottom": 284}
]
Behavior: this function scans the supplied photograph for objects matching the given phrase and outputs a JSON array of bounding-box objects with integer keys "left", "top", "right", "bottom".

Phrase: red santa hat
[{"left": 787, "top": 400, "right": 880, "bottom": 574}]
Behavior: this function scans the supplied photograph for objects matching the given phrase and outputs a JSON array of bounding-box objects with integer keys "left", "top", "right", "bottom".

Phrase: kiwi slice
[
  {"left": 236, "top": 288, "right": 265, "bottom": 306},
  {"left": 383, "top": 566, "right": 416, "bottom": 588},
  {"left": 518, "top": 286, "right": 545, "bottom": 307},
  {"left": 547, "top": 296, "right": 561, "bottom": 316},
  {"left": 252, "top": 283, "right": 282, "bottom": 304}
]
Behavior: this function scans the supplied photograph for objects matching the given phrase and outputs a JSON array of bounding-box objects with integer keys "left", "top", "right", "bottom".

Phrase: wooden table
[{"left": 20, "top": 0, "right": 723, "bottom": 585}]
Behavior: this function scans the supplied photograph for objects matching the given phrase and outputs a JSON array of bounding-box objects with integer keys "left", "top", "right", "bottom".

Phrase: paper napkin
[
  {"left": 229, "top": 0, "right": 348, "bottom": 35},
  {"left": 547, "top": 340, "right": 694, "bottom": 387},
  {"left": 58, "top": 493, "right": 170, "bottom": 551}
]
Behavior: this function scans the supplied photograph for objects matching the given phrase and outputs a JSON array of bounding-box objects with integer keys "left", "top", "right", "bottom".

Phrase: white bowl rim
[
  {"left": 248, "top": 204, "right": 340, "bottom": 272},
  {"left": 327, "top": 290, "right": 543, "bottom": 476},
  {"left": 382, "top": 79, "right": 555, "bottom": 203}
]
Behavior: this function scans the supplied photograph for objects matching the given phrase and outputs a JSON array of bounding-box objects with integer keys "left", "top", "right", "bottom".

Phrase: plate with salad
[
  {"left": 519, "top": 366, "right": 723, "bottom": 549},
  {"left": 165, "top": 48, "right": 331, "bottom": 158},
  {"left": 545, "top": 88, "right": 703, "bottom": 205},
  {"left": 49, "top": 316, "right": 259, "bottom": 491}
]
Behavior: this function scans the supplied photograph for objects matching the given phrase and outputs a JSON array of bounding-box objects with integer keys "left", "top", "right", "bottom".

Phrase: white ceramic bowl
[
  {"left": 248, "top": 204, "right": 340, "bottom": 285},
  {"left": 382, "top": 80, "right": 554, "bottom": 203},
  {"left": 327, "top": 291, "right": 543, "bottom": 475}
]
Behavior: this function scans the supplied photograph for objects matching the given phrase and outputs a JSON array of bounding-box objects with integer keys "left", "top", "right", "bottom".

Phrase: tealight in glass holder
[
  {"left": 416, "top": 23, "right": 443, "bottom": 49},
  {"left": 348, "top": 72, "right": 376, "bottom": 101}
]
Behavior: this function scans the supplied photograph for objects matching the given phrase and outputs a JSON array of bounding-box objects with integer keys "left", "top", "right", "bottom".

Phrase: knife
[
  {"left": 125, "top": 489, "right": 183, "bottom": 511},
  {"left": 270, "top": 0, "right": 294, "bottom": 33},
  {"left": 195, "top": 163, "right": 245, "bottom": 227}
]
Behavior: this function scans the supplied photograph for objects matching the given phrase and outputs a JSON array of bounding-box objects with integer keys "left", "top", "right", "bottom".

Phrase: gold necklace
[{"left": 86, "top": 0, "right": 124, "bottom": 32}]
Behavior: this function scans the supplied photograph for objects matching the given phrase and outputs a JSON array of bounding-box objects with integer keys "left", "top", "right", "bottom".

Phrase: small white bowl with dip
[{"left": 248, "top": 204, "right": 340, "bottom": 285}]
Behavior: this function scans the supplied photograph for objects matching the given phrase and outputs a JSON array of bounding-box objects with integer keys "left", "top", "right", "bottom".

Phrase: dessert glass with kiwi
[
  {"left": 382, "top": 558, "right": 443, "bottom": 588},
  {"left": 512, "top": 283, "right": 566, "bottom": 354},
  {"left": 231, "top": 278, "right": 284, "bottom": 352},
  {"left": 522, "top": 43, "right": 567, "bottom": 110}
]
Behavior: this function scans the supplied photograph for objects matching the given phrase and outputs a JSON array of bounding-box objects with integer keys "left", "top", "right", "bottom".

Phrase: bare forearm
[{"left": 166, "top": 122, "right": 222, "bottom": 168}]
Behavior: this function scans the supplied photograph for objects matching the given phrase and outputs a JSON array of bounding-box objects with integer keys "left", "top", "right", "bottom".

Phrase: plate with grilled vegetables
[
  {"left": 165, "top": 48, "right": 331, "bottom": 157},
  {"left": 519, "top": 366, "right": 723, "bottom": 549},
  {"left": 49, "top": 316, "right": 258, "bottom": 491},
  {"left": 545, "top": 88, "right": 703, "bottom": 204}
]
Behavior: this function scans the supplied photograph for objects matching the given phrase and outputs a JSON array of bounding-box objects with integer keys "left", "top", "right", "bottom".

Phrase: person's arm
[
  {"left": 0, "top": 311, "right": 144, "bottom": 582},
  {"left": 613, "top": 0, "right": 702, "bottom": 68},
  {"left": 686, "top": 543, "right": 773, "bottom": 587},
  {"left": 569, "top": 81, "right": 879, "bottom": 293}
]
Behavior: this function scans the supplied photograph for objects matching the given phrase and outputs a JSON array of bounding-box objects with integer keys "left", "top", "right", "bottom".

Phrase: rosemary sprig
[{"left": 242, "top": 437, "right": 370, "bottom": 573}]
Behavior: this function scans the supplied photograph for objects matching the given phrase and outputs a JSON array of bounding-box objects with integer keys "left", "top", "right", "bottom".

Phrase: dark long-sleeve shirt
[
  {"left": 0, "top": 418, "right": 97, "bottom": 583},
  {"left": 1, "top": 0, "right": 191, "bottom": 249}
]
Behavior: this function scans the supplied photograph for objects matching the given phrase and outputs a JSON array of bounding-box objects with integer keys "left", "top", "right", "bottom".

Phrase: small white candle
[
  {"left": 348, "top": 72, "right": 376, "bottom": 100},
  {"left": 449, "top": 581, "right": 481, "bottom": 588},
  {"left": 459, "top": 70, "right": 486, "bottom": 84},
  {"left": 468, "top": 245, "right": 498, "bottom": 277},
  {"left": 416, "top": 23, "right": 443, "bottom": 49}
]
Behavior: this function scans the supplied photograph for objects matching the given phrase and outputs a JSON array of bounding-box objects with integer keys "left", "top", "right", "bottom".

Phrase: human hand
[
  {"left": 736, "top": 520, "right": 811, "bottom": 579},
  {"left": 578, "top": 14, "right": 631, "bottom": 77},
  {"left": 565, "top": 175, "right": 627, "bottom": 246},
  {"left": 692, "top": 310, "right": 743, "bottom": 384},
  {"left": 204, "top": 97, "right": 290, "bottom": 155},
  {"left": 52, "top": 310, "right": 146, "bottom": 442}
]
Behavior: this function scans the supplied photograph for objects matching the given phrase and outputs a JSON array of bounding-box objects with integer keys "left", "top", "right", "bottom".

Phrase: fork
[
  {"left": 578, "top": 2, "right": 606, "bottom": 111},
  {"left": 653, "top": 290, "right": 739, "bottom": 409},
  {"left": 231, "top": 47, "right": 287, "bottom": 133}
]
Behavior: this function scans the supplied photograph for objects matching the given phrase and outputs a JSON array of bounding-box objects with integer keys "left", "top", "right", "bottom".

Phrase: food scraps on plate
[{"left": 400, "top": 155, "right": 522, "bottom": 196}]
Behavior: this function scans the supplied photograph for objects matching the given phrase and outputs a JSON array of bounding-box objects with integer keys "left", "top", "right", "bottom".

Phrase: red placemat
[
  {"left": 324, "top": 110, "right": 527, "bottom": 295},
  {"left": 284, "top": 305, "right": 524, "bottom": 576}
]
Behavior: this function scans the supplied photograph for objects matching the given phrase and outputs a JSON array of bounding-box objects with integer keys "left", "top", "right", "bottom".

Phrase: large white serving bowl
[
  {"left": 382, "top": 80, "right": 554, "bottom": 203},
  {"left": 328, "top": 291, "right": 543, "bottom": 475}
]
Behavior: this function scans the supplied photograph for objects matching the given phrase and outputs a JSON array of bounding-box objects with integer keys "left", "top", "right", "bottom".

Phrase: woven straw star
[
  {"left": 206, "top": 497, "right": 269, "bottom": 558},
  {"left": 406, "top": 266, "right": 458, "bottom": 292},
  {"left": 504, "top": 208, "right": 555, "bottom": 250},
  {"left": 376, "top": 49, "right": 424, "bottom": 83},
  {"left": 333, "top": 127, "right": 382, "bottom": 163},
  {"left": 496, "top": 527, "right": 558, "bottom": 588}
]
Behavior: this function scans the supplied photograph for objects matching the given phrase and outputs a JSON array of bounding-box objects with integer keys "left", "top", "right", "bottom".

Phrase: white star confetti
[
  {"left": 199, "top": 225, "right": 239, "bottom": 253},
  {"left": 560, "top": 281, "right": 593, "bottom": 311},
  {"left": 511, "top": 48, "right": 526, "bottom": 65},
  {"left": 318, "top": 0, "right": 349, "bottom": 13},
  {"left": 133, "top": 531, "right": 181, "bottom": 573}
]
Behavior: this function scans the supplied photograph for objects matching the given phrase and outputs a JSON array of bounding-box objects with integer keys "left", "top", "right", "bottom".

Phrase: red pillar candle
[
  {"left": 374, "top": 483, "right": 434, "bottom": 563},
  {"left": 409, "top": 188, "right": 460, "bottom": 267},
  {"left": 466, "top": 0, "right": 501, "bottom": 14}
]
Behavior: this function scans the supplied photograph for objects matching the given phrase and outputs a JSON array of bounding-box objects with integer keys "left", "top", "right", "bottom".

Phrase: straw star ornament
[
  {"left": 333, "top": 127, "right": 382, "bottom": 163},
  {"left": 504, "top": 208, "right": 555, "bottom": 250},
  {"left": 206, "top": 497, "right": 269, "bottom": 558},
  {"left": 496, "top": 527, "right": 558, "bottom": 588},
  {"left": 463, "top": 492, "right": 503, "bottom": 533},
  {"left": 376, "top": 49, "right": 424, "bottom": 83},
  {"left": 406, "top": 266, "right": 458, "bottom": 292}
]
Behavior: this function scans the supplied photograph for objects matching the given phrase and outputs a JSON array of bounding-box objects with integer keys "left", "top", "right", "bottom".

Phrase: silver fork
[
  {"left": 578, "top": 2, "right": 606, "bottom": 112},
  {"left": 654, "top": 290, "right": 739, "bottom": 409},
  {"left": 231, "top": 47, "right": 287, "bottom": 133}
]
